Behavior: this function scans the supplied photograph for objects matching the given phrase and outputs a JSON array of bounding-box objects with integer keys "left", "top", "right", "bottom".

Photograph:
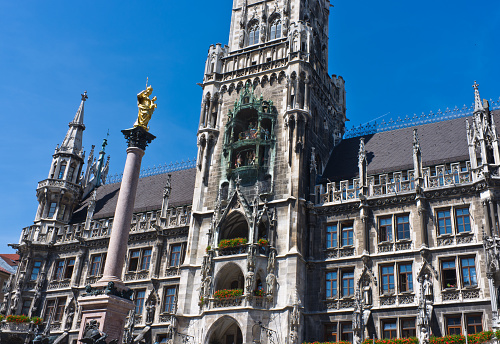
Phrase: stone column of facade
[
  {"left": 487, "top": 273, "right": 499, "bottom": 329},
  {"left": 483, "top": 200, "right": 492, "bottom": 236},
  {"left": 78, "top": 126, "right": 156, "bottom": 344}
]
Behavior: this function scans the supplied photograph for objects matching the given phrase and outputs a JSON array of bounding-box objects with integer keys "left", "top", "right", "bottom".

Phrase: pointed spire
[
  {"left": 473, "top": 81, "right": 484, "bottom": 113},
  {"left": 60, "top": 91, "right": 87, "bottom": 153}
]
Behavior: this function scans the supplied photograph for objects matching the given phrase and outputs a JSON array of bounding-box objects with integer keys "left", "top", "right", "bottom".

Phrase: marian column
[{"left": 78, "top": 85, "right": 157, "bottom": 344}]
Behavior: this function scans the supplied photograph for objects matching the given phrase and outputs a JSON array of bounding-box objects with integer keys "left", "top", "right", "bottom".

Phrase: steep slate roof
[
  {"left": 322, "top": 110, "right": 500, "bottom": 182},
  {"left": 0, "top": 254, "right": 19, "bottom": 274},
  {"left": 71, "top": 168, "right": 196, "bottom": 223}
]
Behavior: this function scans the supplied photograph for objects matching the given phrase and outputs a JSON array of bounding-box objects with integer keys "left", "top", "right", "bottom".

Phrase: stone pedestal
[{"left": 78, "top": 294, "right": 134, "bottom": 343}]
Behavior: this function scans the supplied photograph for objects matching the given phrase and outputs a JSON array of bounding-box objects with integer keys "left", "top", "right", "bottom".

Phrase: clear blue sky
[{"left": 0, "top": 1, "right": 499, "bottom": 251}]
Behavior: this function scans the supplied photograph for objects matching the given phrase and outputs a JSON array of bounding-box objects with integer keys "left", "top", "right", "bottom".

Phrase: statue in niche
[
  {"left": 134, "top": 84, "right": 157, "bottom": 131},
  {"left": 262, "top": 127, "right": 270, "bottom": 140},
  {"left": 267, "top": 249, "right": 276, "bottom": 272},
  {"left": 31, "top": 287, "right": 42, "bottom": 314},
  {"left": 266, "top": 273, "right": 276, "bottom": 296},
  {"left": 65, "top": 300, "right": 75, "bottom": 330},
  {"left": 239, "top": 30, "right": 246, "bottom": 48},
  {"left": 245, "top": 271, "right": 254, "bottom": 294},
  {"left": 423, "top": 274, "right": 433, "bottom": 301},
  {"left": 0, "top": 295, "right": 8, "bottom": 315},
  {"left": 235, "top": 153, "right": 243, "bottom": 168},
  {"left": 247, "top": 150, "right": 256, "bottom": 165},
  {"left": 11, "top": 290, "right": 20, "bottom": 313},
  {"left": 362, "top": 280, "right": 372, "bottom": 306},
  {"left": 203, "top": 276, "right": 212, "bottom": 298},
  {"left": 16, "top": 272, "right": 25, "bottom": 290},
  {"left": 146, "top": 298, "right": 156, "bottom": 324}
]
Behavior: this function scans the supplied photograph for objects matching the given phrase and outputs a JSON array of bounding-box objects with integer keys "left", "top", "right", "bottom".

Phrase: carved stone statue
[
  {"left": 247, "top": 246, "right": 256, "bottom": 271},
  {"left": 11, "top": 290, "right": 20, "bottom": 313},
  {"left": 352, "top": 291, "right": 362, "bottom": 330},
  {"left": 202, "top": 276, "right": 212, "bottom": 298},
  {"left": 245, "top": 271, "right": 255, "bottom": 294},
  {"left": 65, "top": 298, "right": 76, "bottom": 330},
  {"left": 31, "top": 288, "right": 42, "bottom": 315},
  {"left": 134, "top": 85, "right": 157, "bottom": 131},
  {"left": 124, "top": 310, "right": 135, "bottom": 344},
  {"left": 266, "top": 273, "right": 276, "bottom": 297},
  {"left": 3, "top": 274, "right": 13, "bottom": 293},
  {"left": 363, "top": 284, "right": 372, "bottom": 306},
  {"left": 420, "top": 327, "right": 430, "bottom": 344},
  {"left": 267, "top": 249, "right": 276, "bottom": 272},
  {"left": 0, "top": 294, "right": 8, "bottom": 315},
  {"left": 239, "top": 30, "right": 246, "bottom": 48},
  {"left": 146, "top": 295, "right": 156, "bottom": 324},
  {"left": 79, "top": 319, "right": 118, "bottom": 344},
  {"left": 423, "top": 274, "right": 433, "bottom": 301},
  {"left": 16, "top": 272, "right": 25, "bottom": 290}
]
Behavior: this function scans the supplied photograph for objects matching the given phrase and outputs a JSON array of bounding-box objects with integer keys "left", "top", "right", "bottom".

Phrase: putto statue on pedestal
[{"left": 134, "top": 82, "right": 157, "bottom": 131}]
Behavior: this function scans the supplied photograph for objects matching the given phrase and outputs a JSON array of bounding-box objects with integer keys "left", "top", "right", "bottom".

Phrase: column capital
[{"left": 121, "top": 127, "right": 156, "bottom": 151}]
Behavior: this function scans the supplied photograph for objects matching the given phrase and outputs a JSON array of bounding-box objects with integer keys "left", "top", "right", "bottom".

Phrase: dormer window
[
  {"left": 269, "top": 17, "right": 281, "bottom": 40},
  {"left": 248, "top": 22, "right": 260, "bottom": 46}
]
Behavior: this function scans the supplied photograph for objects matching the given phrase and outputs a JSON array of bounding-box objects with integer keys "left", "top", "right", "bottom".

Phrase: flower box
[
  {"left": 219, "top": 238, "right": 247, "bottom": 249},
  {"left": 214, "top": 289, "right": 243, "bottom": 299}
]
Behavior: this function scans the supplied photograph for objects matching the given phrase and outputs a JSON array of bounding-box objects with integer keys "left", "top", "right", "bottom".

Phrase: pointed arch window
[
  {"left": 248, "top": 22, "right": 260, "bottom": 46},
  {"left": 67, "top": 164, "right": 76, "bottom": 182},
  {"left": 58, "top": 162, "right": 67, "bottom": 179},
  {"left": 269, "top": 17, "right": 281, "bottom": 40}
]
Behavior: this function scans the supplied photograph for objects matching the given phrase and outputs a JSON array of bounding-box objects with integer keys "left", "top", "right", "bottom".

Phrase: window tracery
[
  {"left": 269, "top": 16, "right": 281, "bottom": 40},
  {"left": 248, "top": 21, "right": 260, "bottom": 46}
]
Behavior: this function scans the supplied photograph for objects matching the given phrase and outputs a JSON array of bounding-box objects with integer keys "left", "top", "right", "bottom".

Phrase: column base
[{"left": 78, "top": 294, "right": 134, "bottom": 343}]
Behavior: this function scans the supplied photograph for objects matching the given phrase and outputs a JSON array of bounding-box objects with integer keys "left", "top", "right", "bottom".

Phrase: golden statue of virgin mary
[{"left": 134, "top": 85, "right": 157, "bottom": 131}]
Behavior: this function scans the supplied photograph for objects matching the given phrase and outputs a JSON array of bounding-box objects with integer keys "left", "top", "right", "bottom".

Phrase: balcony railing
[
  {"left": 316, "top": 162, "right": 473, "bottom": 205},
  {"left": 208, "top": 296, "right": 245, "bottom": 308}
]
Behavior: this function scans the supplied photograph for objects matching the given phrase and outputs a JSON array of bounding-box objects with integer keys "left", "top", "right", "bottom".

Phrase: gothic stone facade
[{"left": 2, "top": 0, "right": 500, "bottom": 344}]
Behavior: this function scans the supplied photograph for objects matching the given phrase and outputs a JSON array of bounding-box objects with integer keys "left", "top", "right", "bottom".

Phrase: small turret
[{"left": 34, "top": 92, "right": 89, "bottom": 244}]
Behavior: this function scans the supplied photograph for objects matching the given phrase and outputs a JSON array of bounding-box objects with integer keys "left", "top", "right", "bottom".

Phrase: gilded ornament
[{"left": 134, "top": 85, "right": 157, "bottom": 131}]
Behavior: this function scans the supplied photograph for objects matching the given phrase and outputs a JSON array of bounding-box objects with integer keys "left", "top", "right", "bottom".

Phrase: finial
[
  {"left": 235, "top": 174, "right": 242, "bottom": 186},
  {"left": 359, "top": 137, "right": 365, "bottom": 153},
  {"left": 81, "top": 91, "right": 88, "bottom": 102},
  {"left": 473, "top": 81, "right": 484, "bottom": 112},
  {"left": 146, "top": 77, "right": 149, "bottom": 89},
  {"left": 413, "top": 128, "right": 419, "bottom": 144}
]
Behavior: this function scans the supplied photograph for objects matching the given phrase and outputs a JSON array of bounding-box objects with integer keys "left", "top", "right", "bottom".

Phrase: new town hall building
[{"left": 1, "top": 0, "right": 500, "bottom": 343}]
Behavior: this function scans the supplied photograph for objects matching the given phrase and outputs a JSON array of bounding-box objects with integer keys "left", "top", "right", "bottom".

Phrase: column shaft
[{"left": 100, "top": 147, "right": 145, "bottom": 286}]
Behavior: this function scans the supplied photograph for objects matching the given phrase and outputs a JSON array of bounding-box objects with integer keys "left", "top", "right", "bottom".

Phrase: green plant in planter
[
  {"left": 214, "top": 289, "right": 243, "bottom": 299},
  {"left": 6, "top": 315, "right": 31, "bottom": 323},
  {"left": 254, "top": 289, "right": 266, "bottom": 297},
  {"left": 218, "top": 238, "right": 247, "bottom": 249},
  {"left": 257, "top": 238, "right": 269, "bottom": 246},
  {"left": 31, "top": 317, "right": 43, "bottom": 326}
]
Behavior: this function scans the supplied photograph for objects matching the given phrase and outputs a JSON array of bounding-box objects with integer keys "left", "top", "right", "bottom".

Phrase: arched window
[
  {"left": 269, "top": 17, "right": 281, "bottom": 40},
  {"left": 67, "top": 163, "right": 76, "bottom": 182},
  {"left": 248, "top": 22, "right": 260, "bottom": 46},
  {"left": 58, "top": 162, "right": 67, "bottom": 179}
]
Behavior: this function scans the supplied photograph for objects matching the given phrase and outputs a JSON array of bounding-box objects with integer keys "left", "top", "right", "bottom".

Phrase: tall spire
[
  {"left": 60, "top": 91, "right": 87, "bottom": 154},
  {"left": 473, "top": 81, "right": 484, "bottom": 113}
]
